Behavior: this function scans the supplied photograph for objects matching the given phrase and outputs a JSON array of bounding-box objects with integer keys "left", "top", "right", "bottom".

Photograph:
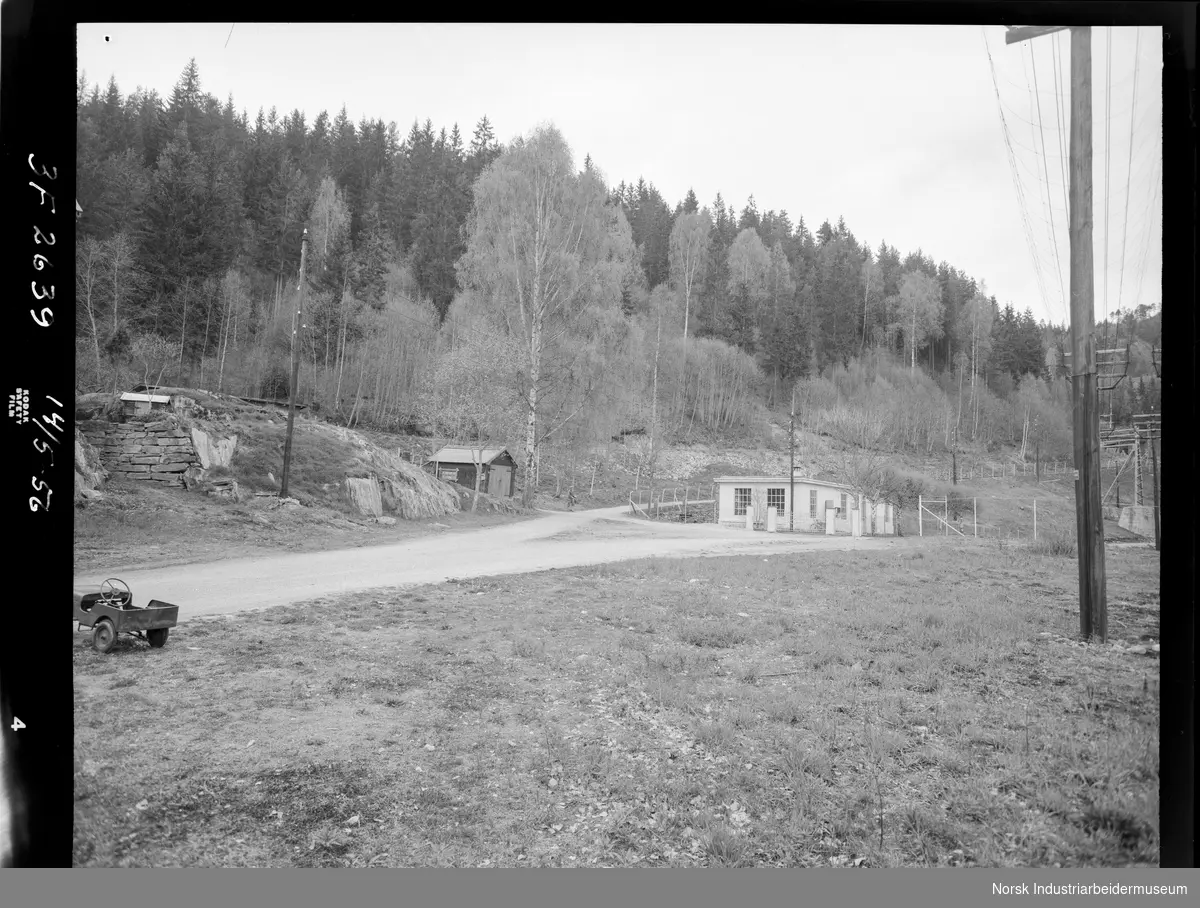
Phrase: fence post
[
  {"left": 918, "top": 494, "right": 923, "bottom": 537},
  {"left": 945, "top": 497, "right": 949, "bottom": 535},
  {"left": 1033, "top": 499, "right": 1037, "bottom": 540},
  {"left": 974, "top": 498, "right": 977, "bottom": 537}
]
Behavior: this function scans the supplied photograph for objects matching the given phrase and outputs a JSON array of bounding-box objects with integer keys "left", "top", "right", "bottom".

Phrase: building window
[
  {"left": 734, "top": 488, "right": 751, "bottom": 516},
  {"left": 809, "top": 489, "right": 817, "bottom": 518},
  {"left": 839, "top": 492, "right": 847, "bottom": 516},
  {"left": 767, "top": 488, "right": 786, "bottom": 512},
  {"left": 439, "top": 468, "right": 458, "bottom": 482}
]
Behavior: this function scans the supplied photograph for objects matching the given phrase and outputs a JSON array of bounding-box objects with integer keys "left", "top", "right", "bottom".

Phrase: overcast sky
[{"left": 78, "top": 23, "right": 1163, "bottom": 329}]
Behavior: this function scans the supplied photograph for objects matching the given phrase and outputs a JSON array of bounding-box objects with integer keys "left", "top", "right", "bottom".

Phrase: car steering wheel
[{"left": 99, "top": 577, "right": 132, "bottom": 608}]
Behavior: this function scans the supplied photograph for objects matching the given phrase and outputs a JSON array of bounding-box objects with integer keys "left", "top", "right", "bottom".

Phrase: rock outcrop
[
  {"left": 74, "top": 427, "right": 109, "bottom": 502},
  {"left": 190, "top": 427, "right": 238, "bottom": 470},
  {"left": 344, "top": 477, "right": 384, "bottom": 518}
]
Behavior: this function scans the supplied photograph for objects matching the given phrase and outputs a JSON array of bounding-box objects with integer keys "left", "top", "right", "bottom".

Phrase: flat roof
[
  {"left": 121, "top": 392, "right": 171, "bottom": 404},
  {"left": 427, "top": 446, "right": 512, "bottom": 465},
  {"left": 713, "top": 476, "right": 855, "bottom": 491}
]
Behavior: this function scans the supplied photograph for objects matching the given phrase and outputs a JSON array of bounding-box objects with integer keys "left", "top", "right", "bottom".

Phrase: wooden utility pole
[
  {"left": 952, "top": 424, "right": 959, "bottom": 485},
  {"left": 1150, "top": 434, "right": 1160, "bottom": 551},
  {"left": 1007, "top": 25, "right": 1106, "bottom": 641},
  {"left": 279, "top": 229, "right": 309, "bottom": 499},
  {"left": 789, "top": 386, "right": 796, "bottom": 531}
]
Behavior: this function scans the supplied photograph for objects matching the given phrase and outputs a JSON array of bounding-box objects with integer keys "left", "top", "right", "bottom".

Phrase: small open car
[{"left": 74, "top": 578, "right": 180, "bottom": 654}]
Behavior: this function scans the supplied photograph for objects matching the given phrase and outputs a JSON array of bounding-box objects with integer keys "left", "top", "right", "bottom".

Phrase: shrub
[
  {"left": 1030, "top": 530, "right": 1076, "bottom": 557},
  {"left": 260, "top": 362, "right": 290, "bottom": 400}
]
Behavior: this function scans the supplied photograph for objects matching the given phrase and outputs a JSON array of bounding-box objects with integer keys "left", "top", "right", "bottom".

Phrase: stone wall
[{"left": 79, "top": 417, "right": 201, "bottom": 486}]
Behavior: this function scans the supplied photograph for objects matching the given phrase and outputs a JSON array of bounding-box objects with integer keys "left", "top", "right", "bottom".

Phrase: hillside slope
[{"left": 73, "top": 390, "right": 529, "bottom": 573}]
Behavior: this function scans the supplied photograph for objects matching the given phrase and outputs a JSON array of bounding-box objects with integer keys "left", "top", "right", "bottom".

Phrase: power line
[
  {"left": 1015, "top": 41, "right": 1081, "bottom": 308},
  {"left": 990, "top": 60, "right": 1141, "bottom": 102},
  {"left": 987, "top": 30, "right": 1059, "bottom": 324},
  {"left": 1028, "top": 41, "right": 1068, "bottom": 318},
  {"left": 1103, "top": 27, "right": 1113, "bottom": 348},
  {"left": 1001, "top": 95, "right": 1151, "bottom": 190},
  {"left": 1050, "top": 34, "right": 1072, "bottom": 224},
  {"left": 1130, "top": 151, "right": 1162, "bottom": 314},
  {"left": 1115, "top": 28, "right": 1141, "bottom": 313}
]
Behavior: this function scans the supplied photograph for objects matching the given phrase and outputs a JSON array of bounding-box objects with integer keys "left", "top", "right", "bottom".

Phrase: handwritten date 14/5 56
[{"left": 30, "top": 476, "right": 52, "bottom": 512}]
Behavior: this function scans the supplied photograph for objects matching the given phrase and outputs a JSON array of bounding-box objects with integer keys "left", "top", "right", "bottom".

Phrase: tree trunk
[
  {"left": 334, "top": 278, "right": 349, "bottom": 415},
  {"left": 218, "top": 281, "right": 233, "bottom": 393},
  {"left": 523, "top": 316, "right": 542, "bottom": 508},
  {"left": 861, "top": 271, "right": 870, "bottom": 356},
  {"left": 648, "top": 306, "right": 663, "bottom": 488},
  {"left": 911, "top": 302, "right": 916, "bottom": 373},
  {"left": 471, "top": 446, "right": 483, "bottom": 512},
  {"left": 82, "top": 249, "right": 103, "bottom": 384},
  {"left": 347, "top": 343, "right": 368, "bottom": 428},
  {"left": 199, "top": 289, "right": 214, "bottom": 388},
  {"left": 178, "top": 278, "right": 190, "bottom": 377}
]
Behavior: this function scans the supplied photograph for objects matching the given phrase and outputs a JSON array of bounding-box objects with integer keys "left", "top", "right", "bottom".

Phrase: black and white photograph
[{"left": 52, "top": 18, "right": 1183, "bottom": 876}]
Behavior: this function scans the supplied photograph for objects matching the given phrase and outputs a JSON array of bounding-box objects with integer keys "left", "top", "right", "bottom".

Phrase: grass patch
[
  {"left": 73, "top": 544, "right": 1159, "bottom": 867},
  {"left": 1030, "top": 530, "right": 1077, "bottom": 557}
]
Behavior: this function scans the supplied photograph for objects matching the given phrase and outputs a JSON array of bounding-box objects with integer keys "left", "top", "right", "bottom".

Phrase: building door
[{"left": 489, "top": 466, "right": 512, "bottom": 497}]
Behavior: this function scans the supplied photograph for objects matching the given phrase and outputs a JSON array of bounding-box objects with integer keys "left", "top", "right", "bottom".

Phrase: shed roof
[
  {"left": 121, "top": 392, "right": 171, "bottom": 404},
  {"left": 427, "top": 446, "right": 512, "bottom": 465},
  {"left": 713, "top": 475, "right": 854, "bottom": 492}
]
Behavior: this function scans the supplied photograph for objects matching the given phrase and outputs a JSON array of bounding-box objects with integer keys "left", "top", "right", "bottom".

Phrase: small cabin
[{"left": 426, "top": 446, "right": 518, "bottom": 498}]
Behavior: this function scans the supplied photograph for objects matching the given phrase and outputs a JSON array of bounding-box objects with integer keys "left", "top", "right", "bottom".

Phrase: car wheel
[{"left": 93, "top": 619, "right": 116, "bottom": 654}]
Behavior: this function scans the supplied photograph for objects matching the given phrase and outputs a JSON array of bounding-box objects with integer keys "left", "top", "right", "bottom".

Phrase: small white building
[
  {"left": 714, "top": 474, "right": 895, "bottom": 535},
  {"left": 120, "top": 391, "right": 172, "bottom": 417}
]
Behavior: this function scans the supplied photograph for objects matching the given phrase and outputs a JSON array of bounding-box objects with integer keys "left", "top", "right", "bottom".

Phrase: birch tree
[
  {"left": 717, "top": 227, "right": 769, "bottom": 355},
  {"left": 887, "top": 270, "right": 943, "bottom": 373},
  {"left": 76, "top": 237, "right": 106, "bottom": 383},
  {"left": 217, "top": 268, "right": 248, "bottom": 392},
  {"left": 668, "top": 209, "right": 711, "bottom": 374},
  {"left": 957, "top": 287, "right": 995, "bottom": 438},
  {"left": 860, "top": 253, "right": 883, "bottom": 354},
  {"left": 420, "top": 334, "right": 523, "bottom": 510},
  {"left": 457, "top": 125, "right": 634, "bottom": 507}
]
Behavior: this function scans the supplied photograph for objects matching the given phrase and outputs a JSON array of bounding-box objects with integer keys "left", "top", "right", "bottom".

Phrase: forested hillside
[{"left": 76, "top": 61, "right": 1163, "bottom": 505}]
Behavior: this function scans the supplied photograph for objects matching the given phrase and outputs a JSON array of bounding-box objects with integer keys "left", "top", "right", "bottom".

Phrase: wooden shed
[
  {"left": 120, "top": 391, "right": 172, "bottom": 417},
  {"left": 426, "top": 446, "right": 518, "bottom": 498}
]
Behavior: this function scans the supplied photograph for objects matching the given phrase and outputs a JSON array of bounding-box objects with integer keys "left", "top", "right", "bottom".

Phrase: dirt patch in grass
[{"left": 73, "top": 543, "right": 1159, "bottom": 867}]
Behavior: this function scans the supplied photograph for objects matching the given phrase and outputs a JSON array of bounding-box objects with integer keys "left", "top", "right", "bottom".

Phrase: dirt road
[{"left": 73, "top": 505, "right": 899, "bottom": 621}]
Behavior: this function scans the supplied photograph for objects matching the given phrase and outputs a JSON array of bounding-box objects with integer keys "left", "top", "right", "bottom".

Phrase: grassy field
[{"left": 72, "top": 541, "right": 1159, "bottom": 868}]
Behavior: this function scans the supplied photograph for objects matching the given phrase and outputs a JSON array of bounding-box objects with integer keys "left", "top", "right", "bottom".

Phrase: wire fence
[
  {"left": 918, "top": 494, "right": 1077, "bottom": 543},
  {"left": 929, "top": 455, "right": 1142, "bottom": 485},
  {"left": 933, "top": 459, "right": 1071, "bottom": 483},
  {"left": 628, "top": 484, "right": 717, "bottom": 521}
]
